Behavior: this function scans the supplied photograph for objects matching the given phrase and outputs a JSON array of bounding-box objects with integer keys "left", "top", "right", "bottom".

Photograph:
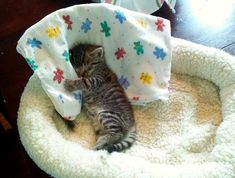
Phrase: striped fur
[{"left": 64, "top": 44, "right": 136, "bottom": 153}]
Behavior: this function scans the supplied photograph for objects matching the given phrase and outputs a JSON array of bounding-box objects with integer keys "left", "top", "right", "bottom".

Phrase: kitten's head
[{"left": 69, "top": 44, "right": 104, "bottom": 76}]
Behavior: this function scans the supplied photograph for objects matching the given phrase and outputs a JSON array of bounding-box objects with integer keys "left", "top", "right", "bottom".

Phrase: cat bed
[{"left": 18, "top": 36, "right": 235, "bottom": 178}]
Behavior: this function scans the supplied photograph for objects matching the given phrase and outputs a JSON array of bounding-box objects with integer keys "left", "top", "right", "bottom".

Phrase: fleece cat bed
[
  {"left": 18, "top": 37, "right": 235, "bottom": 177},
  {"left": 17, "top": 4, "right": 235, "bottom": 178}
]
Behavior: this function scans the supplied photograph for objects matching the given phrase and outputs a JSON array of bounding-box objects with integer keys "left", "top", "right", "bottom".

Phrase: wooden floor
[{"left": 0, "top": 0, "right": 234, "bottom": 177}]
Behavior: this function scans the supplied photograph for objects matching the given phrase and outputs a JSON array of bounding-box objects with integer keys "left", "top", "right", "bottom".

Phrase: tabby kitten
[{"left": 64, "top": 44, "right": 136, "bottom": 153}]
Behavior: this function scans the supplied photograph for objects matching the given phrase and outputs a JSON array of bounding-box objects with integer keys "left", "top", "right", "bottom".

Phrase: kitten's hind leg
[
  {"left": 94, "top": 132, "right": 123, "bottom": 151},
  {"left": 92, "top": 120, "right": 105, "bottom": 137},
  {"left": 94, "top": 135, "right": 109, "bottom": 150}
]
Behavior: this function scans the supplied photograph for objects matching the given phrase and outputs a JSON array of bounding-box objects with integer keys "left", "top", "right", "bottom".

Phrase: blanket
[{"left": 16, "top": 3, "right": 172, "bottom": 120}]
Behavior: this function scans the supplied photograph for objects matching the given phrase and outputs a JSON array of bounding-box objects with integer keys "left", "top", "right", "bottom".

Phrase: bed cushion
[{"left": 18, "top": 37, "right": 235, "bottom": 178}]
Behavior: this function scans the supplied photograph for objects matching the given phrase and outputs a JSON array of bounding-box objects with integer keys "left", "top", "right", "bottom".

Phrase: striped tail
[{"left": 107, "top": 126, "right": 136, "bottom": 153}]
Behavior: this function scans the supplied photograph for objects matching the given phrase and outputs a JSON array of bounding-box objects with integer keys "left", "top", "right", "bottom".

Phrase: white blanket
[{"left": 16, "top": 3, "right": 172, "bottom": 120}]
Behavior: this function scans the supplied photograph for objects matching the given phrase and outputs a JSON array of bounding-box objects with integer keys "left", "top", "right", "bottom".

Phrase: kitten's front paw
[{"left": 64, "top": 79, "right": 76, "bottom": 92}]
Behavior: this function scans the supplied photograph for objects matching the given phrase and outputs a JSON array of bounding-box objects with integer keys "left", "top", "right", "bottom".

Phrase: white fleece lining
[{"left": 18, "top": 37, "right": 235, "bottom": 178}]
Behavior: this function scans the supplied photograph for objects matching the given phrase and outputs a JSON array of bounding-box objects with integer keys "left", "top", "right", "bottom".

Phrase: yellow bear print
[
  {"left": 46, "top": 26, "right": 60, "bottom": 38},
  {"left": 137, "top": 19, "right": 148, "bottom": 28},
  {"left": 140, "top": 72, "right": 153, "bottom": 85}
]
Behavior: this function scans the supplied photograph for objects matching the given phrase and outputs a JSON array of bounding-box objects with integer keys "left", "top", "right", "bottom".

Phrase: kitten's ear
[{"left": 88, "top": 47, "right": 104, "bottom": 59}]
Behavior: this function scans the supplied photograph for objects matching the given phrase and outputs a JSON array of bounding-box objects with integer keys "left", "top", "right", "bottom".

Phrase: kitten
[{"left": 64, "top": 44, "right": 136, "bottom": 153}]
